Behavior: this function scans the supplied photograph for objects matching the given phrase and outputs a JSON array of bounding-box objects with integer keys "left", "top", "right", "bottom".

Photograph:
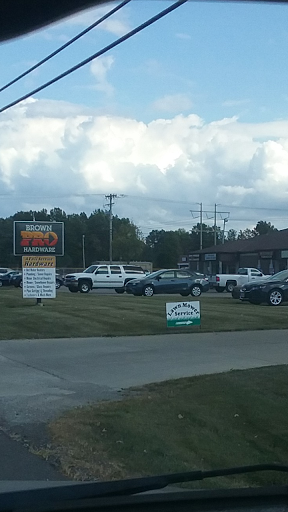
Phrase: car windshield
[
  {"left": 83, "top": 265, "right": 98, "bottom": 273},
  {"left": 1, "top": 0, "right": 288, "bottom": 497},
  {"left": 145, "top": 270, "right": 165, "bottom": 279},
  {"left": 266, "top": 270, "right": 288, "bottom": 282}
]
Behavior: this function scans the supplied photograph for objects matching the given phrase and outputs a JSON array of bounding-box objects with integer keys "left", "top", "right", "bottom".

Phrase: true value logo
[{"left": 166, "top": 301, "right": 201, "bottom": 328}]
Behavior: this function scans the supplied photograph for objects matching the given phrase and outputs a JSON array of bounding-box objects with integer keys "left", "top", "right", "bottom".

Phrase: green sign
[{"left": 166, "top": 301, "right": 201, "bottom": 327}]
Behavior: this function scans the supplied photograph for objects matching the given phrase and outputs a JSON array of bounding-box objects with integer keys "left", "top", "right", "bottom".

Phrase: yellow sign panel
[{"left": 22, "top": 255, "right": 56, "bottom": 268}]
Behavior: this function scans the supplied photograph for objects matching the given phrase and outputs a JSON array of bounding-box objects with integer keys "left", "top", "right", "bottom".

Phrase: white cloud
[
  {"left": 152, "top": 94, "right": 193, "bottom": 113},
  {"left": 222, "top": 99, "right": 250, "bottom": 107},
  {"left": 1, "top": 100, "right": 288, "bottom": 232},
  {"left": 90, "top": 55, "right": 115, "bottom": 95},
  {"left": 175, "top": 33, "right": 191, "bottom": 40}
]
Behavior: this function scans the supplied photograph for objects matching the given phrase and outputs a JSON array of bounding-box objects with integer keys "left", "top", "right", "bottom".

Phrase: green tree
[
  {"left": 226, "top": 228, "right": 237, "bottom": 242},
  {"left": 237, "top": 228, "right": 255, "bottom": 240},
  {"left": 112, "top": 217, "right": 145, "bottom": 262},
  {"left": 253, "top": 220, "right": 277, "bottom": 236}
]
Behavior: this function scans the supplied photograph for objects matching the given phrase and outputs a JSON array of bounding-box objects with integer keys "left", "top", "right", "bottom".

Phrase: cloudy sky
[{"left": 1, "top": 0, "right": 288, "bottom": 237}]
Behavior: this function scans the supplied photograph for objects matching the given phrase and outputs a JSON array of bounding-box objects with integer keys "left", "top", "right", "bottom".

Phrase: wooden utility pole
[{"left": 105, "top": 194, "right": 119, "bottom": 264}]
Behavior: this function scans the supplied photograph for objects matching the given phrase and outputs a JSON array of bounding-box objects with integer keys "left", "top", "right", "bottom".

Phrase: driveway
[{"left": 0, "top": 329, "right": 288, "bottom": 428}]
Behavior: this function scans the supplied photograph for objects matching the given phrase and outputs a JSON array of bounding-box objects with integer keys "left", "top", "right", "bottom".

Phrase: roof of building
[{"left": 194, "top": 228, "right": 288, "bottom": 254}]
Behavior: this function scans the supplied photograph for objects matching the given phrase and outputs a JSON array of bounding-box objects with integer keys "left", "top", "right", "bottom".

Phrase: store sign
[
  {"left": 22, "top": 256, "right": 56, "bottom": 299},
  {"left": 14, "top": 221, "right": 64, "bottom": 256},
  {"left": 259, "top": 251, "right": 273, "bottom": 259},
  {"left": 204, "top": 253, "right": 216, "bottom": 261},
  {"left": 189, "top": 254, "right": 200, "bottom": 261}
]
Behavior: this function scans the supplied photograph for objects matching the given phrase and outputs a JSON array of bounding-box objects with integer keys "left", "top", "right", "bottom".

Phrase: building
[{"left": 180, "top": 229, "right": 288, "bottom": 275}]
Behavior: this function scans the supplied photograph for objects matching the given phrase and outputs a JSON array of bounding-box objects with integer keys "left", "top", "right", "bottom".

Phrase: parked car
[
  {"left": 65, "top": 264, "right": 146, "bottom": 293},
  {"left": 125, "top": 269, "right": 210, "bottom": 297},
  {"left": 12, "top": 273, "right": 64, "bottom": 289},
  {"left": 0, "top": 267, "right": 13, "bottom": 276},
  {"left": 0, "top": 271, "right": 21, "bottom": 287},
  {"left": 239, "top": 269, "right": 288, "bottom": 306}
]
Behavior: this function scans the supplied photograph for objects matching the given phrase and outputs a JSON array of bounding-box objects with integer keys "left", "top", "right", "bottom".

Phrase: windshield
[
  {"left": 83, "top": 265, "right": 98, "bottom": 273},
  {"left": 266, "top": 270, "right": 288, "bottom": 282},
  {"left": 145, "top": 270, "right": 165, "bottom": 279},
  {"left": 1, "top": 0, "right": 288, "bottom": 494}
]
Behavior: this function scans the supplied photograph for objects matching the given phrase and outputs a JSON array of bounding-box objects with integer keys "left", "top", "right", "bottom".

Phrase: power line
[
  {"left": 0, "top": 0, "right": 188, "bottom": 114},
  {"left": 218, "top": 204, "right": 288, "bottom": 212},
  {"left": 0, "top": 0, "right": 130, "bottom": 94},
  {"left": 0, "top": 192, "right": 199, "bottom": 206}
]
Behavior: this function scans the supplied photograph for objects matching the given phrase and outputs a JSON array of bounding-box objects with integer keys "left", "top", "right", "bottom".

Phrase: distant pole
[
  {"left": 222, "top": 218, "right": 228, "bottom": 244},
  {"left": 214, "top": 203, "right": 217, "bottom": 246},
  {"left": 200, "top": 202, "right": 203, "bottom": 250},
  {"left": 109, "top": 196, "right": 113, "bottom": 264},
  {"left": 105, "top": 194, "right": 117, "bottom": 264},
  {"left": 82, "top": 234, "right": 86, "bottom": 269}
]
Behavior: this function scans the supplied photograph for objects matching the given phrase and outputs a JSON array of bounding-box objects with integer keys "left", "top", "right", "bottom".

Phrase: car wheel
[
  {"left": 191, "top": 285, "right": 202, "bottom": 297},
  {"left": 226, "top": 282, "right": 236, "bottom": 293},
  {"left": 268, "top": 289, "right": 283, "bottom": 306},
  {"left": 68, "top": 287, "right": 78, "bottom": 293},
  {"left": 115, "top": 288, "right": 125, "bottom": 294},
  {"left": 55, "top": 279, "right": 61, "bottom": 289},
  {"left": 143, "top": 285, "right": 154, "bottom": 297},
  {"left": 19, "top": 280, "right": 23, "bottom": 288},
  {"left": 0, "top": 281, "right": 3, "bottom": 287},
  {"left": 180, "top": 291, "right": 190, "bottom": 297},
  {"left": 215, "top": 287, "right": 225, "bottom": 293},
  {"left": 79, "top": 281, "right": 91, "bottom": 293}
]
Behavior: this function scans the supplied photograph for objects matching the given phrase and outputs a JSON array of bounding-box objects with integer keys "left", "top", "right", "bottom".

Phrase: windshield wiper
[{"left": 0, "top": 463, "right": 288, "bottom": 510}]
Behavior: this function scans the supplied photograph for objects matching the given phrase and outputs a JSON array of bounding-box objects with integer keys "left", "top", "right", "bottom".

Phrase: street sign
[
  {"left": 22, "top": 256, "right": 56, "bottom": 299},
  {"left": 14, "top": 221, "right": 64, "bottom": 256},
  {"left": 166, "top": 301, "right": 201, "bottom": 328}
]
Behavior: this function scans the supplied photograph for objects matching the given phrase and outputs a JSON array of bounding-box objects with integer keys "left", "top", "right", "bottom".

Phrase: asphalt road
[
  {"left": 1, "top": 329, "right": 288, "bottom": 427},
  {"left": 0, "top": 430, "right": 66, "bottom": 481},
  {"left": 1, "top": 329, "right": 288, "bottom": 481}
]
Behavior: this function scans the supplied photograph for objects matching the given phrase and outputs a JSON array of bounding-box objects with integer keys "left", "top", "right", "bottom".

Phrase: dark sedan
[
  {"left": 0, "top": 271, "right": 21, "bottom": 287},
  {"left": 125, "top": 269, "right": 210, "bottom": 297},
  {"left": 240, "top": 269, "right": 288, "bottom": 306},
  {"left": 0, "top": 270, "right": 19, "bottom": 287}
]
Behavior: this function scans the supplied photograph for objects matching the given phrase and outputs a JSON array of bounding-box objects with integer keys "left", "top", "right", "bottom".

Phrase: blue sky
[
  {"left": 0, "top": 1, "right": 288, "bottom": 235},
  {"left": 1, "top": 1, "right": 288, "bottom": 123}
]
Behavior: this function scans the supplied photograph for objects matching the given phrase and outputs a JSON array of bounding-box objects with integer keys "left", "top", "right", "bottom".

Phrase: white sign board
[
  {"left": 22, "top": 256, "right": 56, "bottom": 299},
  {"left": 166, "top": 301, "right": 201, "bottom": 327}
]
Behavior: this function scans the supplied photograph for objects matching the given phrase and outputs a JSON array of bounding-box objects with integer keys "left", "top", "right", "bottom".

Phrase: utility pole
[
  {"left": 105, "top": 194, "right": 116, "bottom": 264},
  {"left": 82, "top": 234, "right": 86, "bottom": 269},
  {"left": 191, "top": 205, "right": 229, "bottom": 249},
  {"left": 105, "top": 194, "right": 125, "bottom": 264},
  {"left": 222, "top": 218, "right": 228, "bottom": 244},
  {"left": 214, "top": 203, "right": 217, "bottom": 246},
  {"left": 200, "top": 202, "right": 203, "bottom": 250}
]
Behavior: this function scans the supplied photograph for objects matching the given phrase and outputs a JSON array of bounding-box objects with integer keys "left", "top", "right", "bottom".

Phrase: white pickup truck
[{"left": 213, "top": 267, "right": 269, "bottom": 293}]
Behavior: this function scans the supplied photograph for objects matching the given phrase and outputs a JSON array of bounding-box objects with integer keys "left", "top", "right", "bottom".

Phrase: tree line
[{"left": 0, "top": 208, "right": 278, "bottom": 269}]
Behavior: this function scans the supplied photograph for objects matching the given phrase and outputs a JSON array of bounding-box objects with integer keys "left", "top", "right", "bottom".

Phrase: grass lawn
[
  {"left": 46, "top": 365, "right": 288, "bottom": 488},
  {"left": 1, "top": 287, "right": 288, "bottom": 339}
]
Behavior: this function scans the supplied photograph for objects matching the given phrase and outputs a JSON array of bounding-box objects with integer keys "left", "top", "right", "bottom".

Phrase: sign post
[{"left": 166, "top": 301, "right": 201, "bottom": 328}]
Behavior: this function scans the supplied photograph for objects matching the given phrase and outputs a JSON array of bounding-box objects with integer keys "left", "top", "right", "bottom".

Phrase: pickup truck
[{"left": 212, "top": 267, "right": 269, "bottom": 293}]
